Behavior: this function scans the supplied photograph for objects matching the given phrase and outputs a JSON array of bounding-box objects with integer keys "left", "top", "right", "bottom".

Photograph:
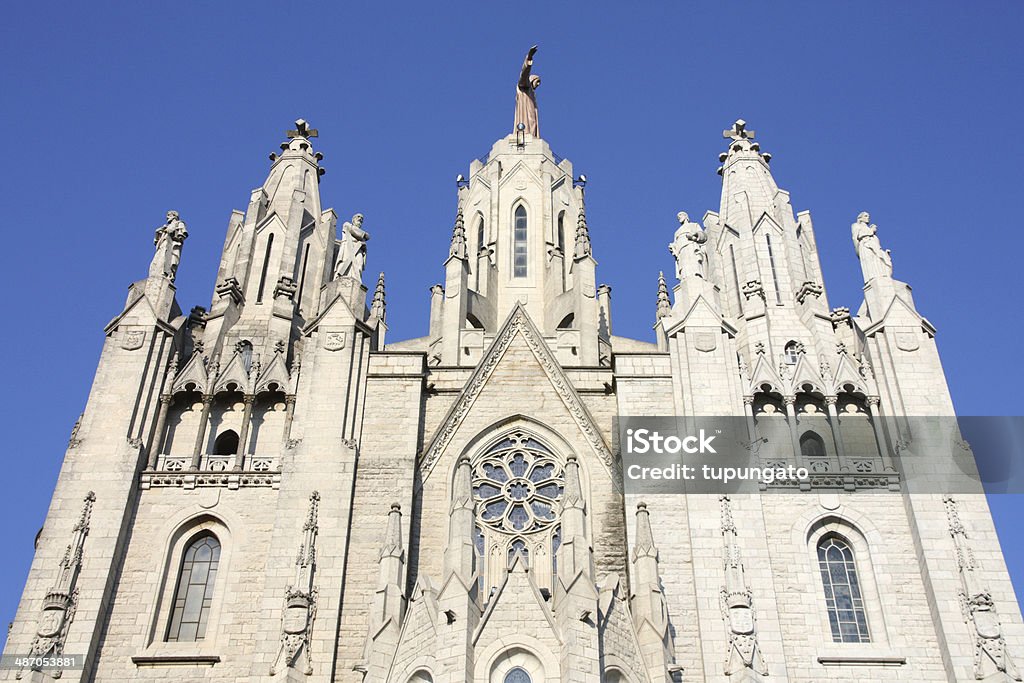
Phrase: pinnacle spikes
[
  {"left": 449, "top": 207, "right": 467, "bottom": 259},
  {"left": 633, "top": 502, "right": 658, "bottom": 559},
  {"left": 370, "top": 272, "right": 387, "bottom": 320},
  {"left": 656, "top": 271, "right": 672, "bottom": 320},
  {"left": 573, "top": 206, "right": 592, "bottom": 260},
  {"left": 379, "top": 503, "right": 403, "bottom": 560}
]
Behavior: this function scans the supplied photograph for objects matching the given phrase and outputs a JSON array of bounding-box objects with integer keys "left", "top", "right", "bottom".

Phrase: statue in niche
[
  {"left": 851, "top": 211, "right": 893, "bottom": 282},
  {"left": 334, "top": 213, "right": 369, "bottom": 282},
  {"left": 514, "top": 45, "right": 541, "bottom": 137},
  {"left": 150, "top": 210, "right": 189, "bottom": 282},
  {"left": 669, "top": 211, "right": 708, "bottom": 280}
]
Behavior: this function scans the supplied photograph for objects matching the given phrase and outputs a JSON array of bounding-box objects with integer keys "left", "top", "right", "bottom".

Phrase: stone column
[
  {"left": 191, "top": 394, "right": 214, "bottom": 470},
  {"left": 281, "top": 394, "right": 297, "bottom": 449},
  {"left": 234, "top": 394, "right": 255, "bottom": 471},
  {"left": 865, "top": 396, "right": 894, "bottom": 470},
  {"left": 783, "top": 395, "right": 803, "bottom": 468},
  {"left": 147, "top": 394, "right": 173, "bottom": 469},
  {"left": 825, "top": 395, "right": 848, "bottom": 463}
]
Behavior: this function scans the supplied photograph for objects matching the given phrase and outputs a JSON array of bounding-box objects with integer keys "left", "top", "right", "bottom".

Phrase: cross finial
[
  {"left": 287, "top": 118, "right": 319, "bottom": 139},
  {"left": 723, "top": 119, "right": 755, "bottom": 141}
]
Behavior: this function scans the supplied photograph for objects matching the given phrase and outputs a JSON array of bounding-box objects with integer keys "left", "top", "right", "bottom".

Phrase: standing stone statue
[
  {"left": 334, "top": 213, "right": 369, "bottom": 282},
  {"left": 669, "top": 211, "right": 708, "bottom": 280},
  {"left": 150, "top": 210, "right": 189, "bottom": 282},
  {"left": 851, "top": 211, "right": 893, "bottom": 282},
  {"left": 515, "top": 45, "right": 541, "bottom": 137}
]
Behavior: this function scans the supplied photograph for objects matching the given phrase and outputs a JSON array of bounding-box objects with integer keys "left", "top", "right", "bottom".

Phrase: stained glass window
[
  {"left": 818, "top": 536, "right": 870, "bottom": 642},
  {"left": 167, "top": 533, "right": 220, "bottom": 642},
  {"left": 504, "top": 667, "right": 531, "bottom": 683},
  {"left": 514, "top": 206, "right": 528, "bottom": 277}
]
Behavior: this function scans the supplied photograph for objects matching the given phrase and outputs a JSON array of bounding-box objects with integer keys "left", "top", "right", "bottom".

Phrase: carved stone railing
[
  {"left": 142, "top": 454, "right": 281, "bottom": 490},
  {"left": 761, "top": 456, "right": 897, "bottom": 491}
]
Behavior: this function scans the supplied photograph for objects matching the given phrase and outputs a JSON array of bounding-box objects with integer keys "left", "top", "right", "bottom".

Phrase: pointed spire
[
  {"left": 370, "top": 272, "right": 387, "bottom": 321},
  {"left": 449, "top": 207, "right": 467, "bottom": 259},
  {"left": 633, "top": 502, "right": 658, "bottom": 560},
  {"left": 562, "top": 455, "right": 585, "bottom": 509},
  {"left": 656, "top": 271, "right": 672, "bottom": 320},
  {"left": 573, "top": 206, "right": 592, "bottom": 260},
  {"left": 379, "top": 503, "right": 404, "bottom": 560}
]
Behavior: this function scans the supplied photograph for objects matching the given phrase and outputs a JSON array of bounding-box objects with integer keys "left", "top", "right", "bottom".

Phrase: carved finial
[
  {"left": 656, "top": 271, "right": 672, "bottom": 320},
  {"left": 754, "top": 342, "right": 765, "bottom": 356},
  {"left": 633, "top": 502, "right": 658, "bottom": 559},
  {"left": 379, "top": 503, "right": 404, "bottom": 560},
  {"left": 370, "top": 272, "right": 387, "bottom": 321},
  {"left": 275, "top": 339, "right": 286, "bottom": 355},
  {"left": 449, "top": 208, "right": 467, "bottom": 259},
  {"left": 723, "top": 119, "right": 755, "bottom": 141},
  {"left": 287, "top": 119, "right": 318, "bottom": 139},
  {"left": 573, "top": 206, "right": 592, "bottom": 260}
]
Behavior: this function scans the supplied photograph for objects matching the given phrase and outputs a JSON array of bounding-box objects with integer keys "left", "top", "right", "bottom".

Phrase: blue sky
[{"left": 1, "top": 2, "right": 1022, "bottom": 647}]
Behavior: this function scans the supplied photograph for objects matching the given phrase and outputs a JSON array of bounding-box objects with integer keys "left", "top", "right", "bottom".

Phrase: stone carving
[
  {"left": 851, "top": 212, "right": 893, "bottom": 283},
  {"left": 944, "top": 496, "right": 1020, "bottom": 681},
  {"left": 370, "top": 272, "right": 387, "bottom": 322},
  {"left": 67, "top": 414, "right": 83, "bottom": 449},
  {"left": 149, "top": 210, "right": 189, "bottom": 282},
  {"left": 449, "top": 208, "right": 467, "bottom": 259},
  {"left": 574, "top": 205, "right": 592, "bottom": 260},
  {"left": 741, "top": 280, "right": 766, "bottom": 302},
  {"left": 514, "top": 45, "right": 541, "bottom": 137},
  {"left": 669, "top": 212, "right": 708, "bottom": 281},
  {"left": 271, "top": 491, "right": 320, "bottom": 676},
  {"left": 655, "top": 271, "right": 672, "bottom": 321},
  {"left": 334, "top": 213, "right": 369, "bottom": 282},
  {"left": 419, "top": 307, "right": 617, "bottom": 482},
  {"left": 323, "top": 331, "right": 346, "bottom": 352},
  {"left": 719, "top": 496, "right": 768, "bottom": 678},
  {"left": 121, "top": 329, "right": 145, "bottom": 351},
  {"left": 17, "top": 492, "right": 95, "bottom": 680},
  {"left": 795, "top": 280, "right": 823, "bottom": 304}
]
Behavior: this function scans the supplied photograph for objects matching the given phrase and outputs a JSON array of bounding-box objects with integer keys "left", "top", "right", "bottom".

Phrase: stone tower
[{"left": 4, "top": 52, "right": 1022, "bottom": 683}]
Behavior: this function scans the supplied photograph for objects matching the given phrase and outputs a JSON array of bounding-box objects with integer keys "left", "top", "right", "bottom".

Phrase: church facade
[{"left": 4, "top": 61, "right": 1023, "bottom": 683}]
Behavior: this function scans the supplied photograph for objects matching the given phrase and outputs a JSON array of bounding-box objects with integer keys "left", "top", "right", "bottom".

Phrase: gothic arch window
[
  {"left": 817, "top": 535, "right": 870, "bottom": 643},
  {"left": 213, "top": 430, "right": 239, "bottom": 456},
  {"left": 800, "top": 431, "right": 826, "bottom": 457},
  {"left": 556, "top": 211, "right": 565, "bottom": 253},
  {"left": 407, "top": 671, "right": 433, "bottom": 683},
  {"left": 784, "top": 341, "right": 800, "bottom": 365},
  {"left": 238, "top": 341, "right": 253, "bottom": 373},
  {"left": 477, "top": 214, "right": 486, "bottom": 254},
  {"left": 504, "top": 668, "right": 531, "bottom": 683},
  {"left": 472, "top": 429, "right": 565, "bottom": 595},
  {"left": 513, "top": 205, "right": 528, "bottom": 277},
  {"left": 256, "top": 233, "right": 275, "bottom": 303},
  {"left": 765, "top": 234, "right": 782, "bottom": 305},
  {"left": 166, "top": 533, "right": 221, "bottom": 642}
]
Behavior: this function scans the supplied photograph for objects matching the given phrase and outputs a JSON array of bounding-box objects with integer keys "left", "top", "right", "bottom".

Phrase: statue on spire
[
  {"left": 851, "top": 211, "right": 893, "bottom": 283},
  {"left": 669, "top": 212, "right": 708, "bottom": 281},
  {"left": 334, "top": 213, "right": 369, "bottom": 283},
  {"left": 514, "top": 45, "right": 541, "bottom": 137},
  {"left": 150, "top": 210, "right": 188, "bottom": 282}
]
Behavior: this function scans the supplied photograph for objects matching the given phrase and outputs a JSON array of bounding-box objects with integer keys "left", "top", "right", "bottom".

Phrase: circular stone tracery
[{"left": 472, "top": 432, "right": 564, "bottom": 534}]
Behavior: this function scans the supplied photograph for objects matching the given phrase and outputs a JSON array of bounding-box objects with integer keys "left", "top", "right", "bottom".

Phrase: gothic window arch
[
  {"left": 817, "top": 534, "right": 870, "bottom": 643},
  {"left": 238, "top": 340, "right": 253, "bottom": 373},
  {"left": 784, "top": 341, "right": 801, "bottom": 365},
  {"left": 213, "top": 430, "right": 239, "bottom": 456},
  {"left": 472, "top": 429, "right": 566, "bottom": 595},
  {"left": 800, "top": 431, "right": 826, "bottom": 458},
  {"left": 407, "top": 671, "right": 433, "bottom": 683},
  {"left": 513, "top": 205, "right": 528, "bottom": 277},
  {"left": 166, "top": 532, "right": 221, "bottom": 642},
  {"left": 504, "top": 668, "right": 531, "bottom": 683},
  {"left": 256, "top": 233, "right": 275, "bottom": 303}
]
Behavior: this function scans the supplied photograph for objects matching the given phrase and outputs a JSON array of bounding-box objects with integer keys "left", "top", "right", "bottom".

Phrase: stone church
[{"left": 4, "top": 51, "right": 1023, "bottom": 683}]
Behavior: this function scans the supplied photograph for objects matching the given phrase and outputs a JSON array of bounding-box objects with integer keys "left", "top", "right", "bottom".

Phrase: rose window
[{"left": 472, "top": 432, "right": 564, "bottom": 534}]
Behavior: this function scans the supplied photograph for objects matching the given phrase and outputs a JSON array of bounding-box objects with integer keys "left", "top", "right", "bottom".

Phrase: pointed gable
[
  {"left": 473, "top": 554, "right": 560, "bottom": 648},
  {"left": 418, "top": 304, "right": 617, "bottom": 483}
]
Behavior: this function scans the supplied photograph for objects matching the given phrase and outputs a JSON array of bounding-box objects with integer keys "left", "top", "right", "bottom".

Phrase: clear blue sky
[{"left": 1, "top": 2, "right": 1022, "bottom": 647}]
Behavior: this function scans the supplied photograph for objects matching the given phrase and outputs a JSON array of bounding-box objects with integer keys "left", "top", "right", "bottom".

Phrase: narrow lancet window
[
  {"left": 513, "top": 206, "right": 528, "bottom": 277},
  {"left": 256, "top": 234, "right": 275, "bottom": 303},
  {"left": 818, "top": 536, "right": 870, "bottom": 643},
  {"left": 730, "top": 244, "right": 743, "bottom": 314},
  {"left": 766, "top": 234, "right": 782, "bottom": 305},
  {"left": 167, "top": 533, "right": 221, "bottom": 642}
]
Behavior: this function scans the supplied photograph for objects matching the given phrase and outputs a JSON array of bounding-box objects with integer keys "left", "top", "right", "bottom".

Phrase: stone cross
[
  {"left": 287, "top": 119, "right": 318, "bottom": 139},
  {"left": 723, "top": 119, "right": 755, "bottom": 141}
]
